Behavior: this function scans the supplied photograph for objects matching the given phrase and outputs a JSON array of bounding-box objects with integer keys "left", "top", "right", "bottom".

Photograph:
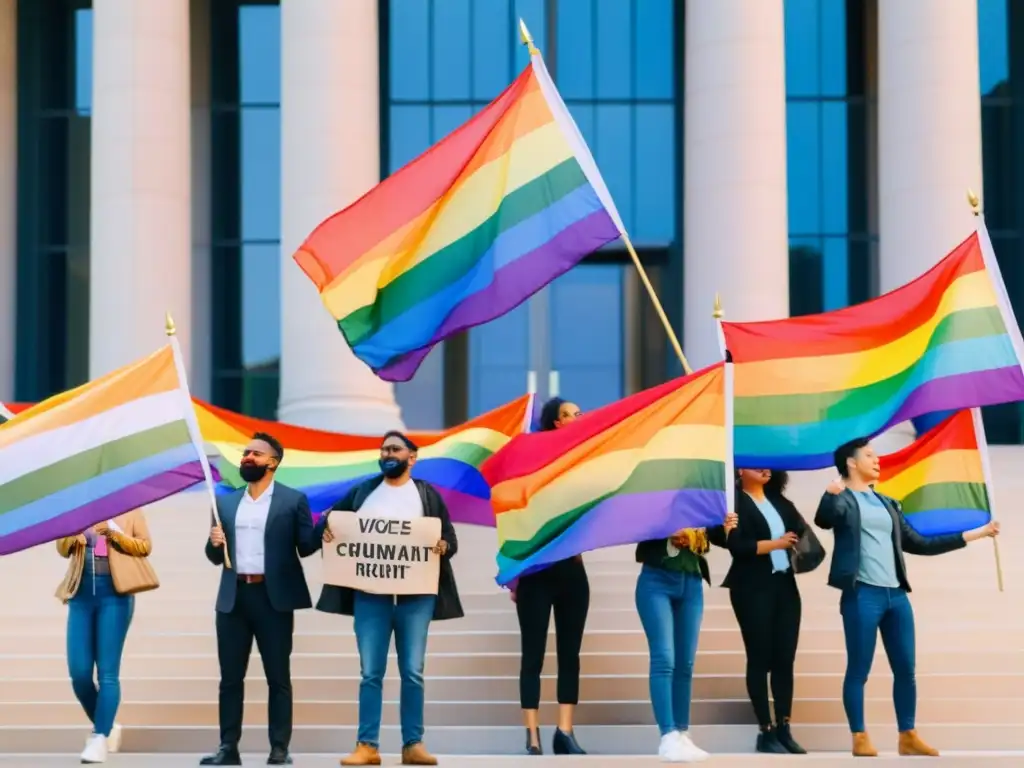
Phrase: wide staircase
[{"left": 1, "top": 453, "right": 1022, "bottom": 757}]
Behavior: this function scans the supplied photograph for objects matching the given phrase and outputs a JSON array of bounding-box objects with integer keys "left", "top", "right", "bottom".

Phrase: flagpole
[
  {"left": 968, "top": 187, "right": 1005, "bottom": 592},
  {"left": 165, "top": 313, "right": 232, "bottom": 569},
  {"left": 970, "top": 405, "right": 1003, "bottom": 592},
  {"left": 517, "top": 19, "right": 692, "bottom": 376}
]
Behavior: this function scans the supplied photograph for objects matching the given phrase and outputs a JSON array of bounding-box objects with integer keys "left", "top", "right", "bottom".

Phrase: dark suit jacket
[
  {"left": 316, "top": 476, "right": 464, "bottom": 621},
  {"left": 205, "top": 483, "right": 322, "bottom": 613},
  {"left": 711, "top": 489, "right": 808, "bottom": 589},
  {"left": 814, "top": 488, "right": 966, "bottom": 592}
]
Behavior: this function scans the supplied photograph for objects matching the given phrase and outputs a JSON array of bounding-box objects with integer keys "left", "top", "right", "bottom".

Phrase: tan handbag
[
  {"left": 106, "top": 513, "right": 160, "bottom": 595},
  {"left": 107, "top": 545, "right": 160, "bottom": 595}
]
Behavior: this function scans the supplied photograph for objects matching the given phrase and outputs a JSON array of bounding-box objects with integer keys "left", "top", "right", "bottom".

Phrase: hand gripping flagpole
[
  {"left": 518, "top": 19, "right": 692, "bottom": 376},
  {"left": 166, "top": 312, "right": 232, "bottom": 569},
  {"left": 968, "top": 190, "right": 1004, "bottom": 592}
]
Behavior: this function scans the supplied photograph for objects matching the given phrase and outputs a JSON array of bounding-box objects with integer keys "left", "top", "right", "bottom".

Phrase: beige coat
[{"left": 55, "top": 509, "right": 155, "bottom": 603}]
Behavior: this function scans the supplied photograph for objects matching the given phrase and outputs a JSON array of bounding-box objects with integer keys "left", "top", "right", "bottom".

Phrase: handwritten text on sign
[{"left": 322, "top": 515, "right": 442, "bottom": 595}]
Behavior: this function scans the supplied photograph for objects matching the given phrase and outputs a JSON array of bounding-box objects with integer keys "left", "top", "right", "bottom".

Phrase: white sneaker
[
  {"left": 659, "top": 732, "right": 685, "bottom": 761},
  {"left": 80, "top": 734, "right": 108, "bottom": 764},
  {"left": 85, "top": 724, "right": 120, "bottom": 753},
  {"left": 676, "top": 731, "right": 709, "bottom": 762},
  {"left": 107, "top": 724, "right": 122, "bottom": 753}
]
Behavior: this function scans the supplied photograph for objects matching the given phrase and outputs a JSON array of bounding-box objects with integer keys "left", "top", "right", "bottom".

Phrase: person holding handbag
[
  {"left": 55, "top": 508, "right": 158, "bottom": 764},
  {"left": 711, "top": 469, "right": 822, "bottom": 755}
]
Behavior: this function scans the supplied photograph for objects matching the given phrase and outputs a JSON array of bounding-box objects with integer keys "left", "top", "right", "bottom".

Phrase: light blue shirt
[
  {"left": 750, "top": 495, "right": 791, "bottom": 573},
  {"left": 853, "top": 490, "right": 900, "bottom": 588}
]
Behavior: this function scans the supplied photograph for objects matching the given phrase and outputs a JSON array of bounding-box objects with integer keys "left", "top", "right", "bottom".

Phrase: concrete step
[
  {"left": 3, "top": 671, "right": 1021, "bottom": 703},
  {"left": 2, "top": 626, "right": 1019, "bottom": 656},
  {"left": 1, "top": 696, "right": 1020, "bottom": 727},
  {"left": 4, "top": 648, "right": 1020, "bottom": 679}
]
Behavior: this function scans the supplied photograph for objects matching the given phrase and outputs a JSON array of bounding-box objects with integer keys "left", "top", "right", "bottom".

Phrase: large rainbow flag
[
  {"left": 721, "top": 225, "right": 1024, "bottom": 469},
  {"left": 293, "top": 44, "right": 624, "bottom": 382},
  {"left": 875, "top": 409, "right": 993, "bottom": 536},
  {"left": 483, "top": 363, "right": 732, "bottom": 585},
  {"left": 0, "top": 345, "right": 208, "bottom": 555},
  {"left": 195, "top": 395, "right": 533, "bottom": 526}
]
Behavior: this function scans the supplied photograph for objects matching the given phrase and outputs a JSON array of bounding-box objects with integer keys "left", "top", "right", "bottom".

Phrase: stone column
[
  {"left": 877, "top": 0, "right": 983, "bottom": 449},
  {"left": 89, "top": 0, "right": 193, "bottom": 378},
  {"left": 0, "top": 0, "right": 15, "bottom": 400},
  {"left": 683, "top": 0, "right": 790, "bottom": 370},
  {"left": 278, "top": 0, "right": 402, "bottom": 432}
]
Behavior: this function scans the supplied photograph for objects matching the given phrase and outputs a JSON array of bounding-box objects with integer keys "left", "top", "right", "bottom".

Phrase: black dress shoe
[
  {"left": 756, "top": 728, "right": 789, "bottom": 754},
  {"left": 776, "top": 722, "right": 807, "bottom": 754},
  {"left": 199, "top": 745, "right": 242, "bottom": 766},
  {"left": 525, "top": 727, "right": 542, "bottom": 755},
  {"left": 552, "top": 728, "right": 586, "bottom": 755},
  {"left": 266, "top": 746, "right": 292, "bottom": 765}
]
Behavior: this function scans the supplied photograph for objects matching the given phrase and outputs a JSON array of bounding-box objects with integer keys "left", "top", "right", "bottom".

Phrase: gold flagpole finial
[
  {"left": 518, "top": 19, "right": 540, "bottom": 56},
  {"left": 712, "top": 293, "right": 724, "bottom": 320},
  {"left": 967, "top": 188, "right": 981, "bottom": 216},
  {"left": 165, "top": 312, "right": 177, "bottom": 337}
]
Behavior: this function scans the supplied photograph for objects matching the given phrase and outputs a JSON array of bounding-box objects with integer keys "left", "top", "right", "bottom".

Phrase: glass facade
[
  {"left": 784, "top": 0, "right": 875, "bottom": 317},
  {"left": 978, "top": 0, "right": 1024, "bottom": 443},
  {"left": 15, "top": 0, "right": 93, "bottom": 401},
  {"left": 386, "top": 0, "right": 680, "bottom": 426},
  {"left": 209, "top": 0, "right": 282, "bottom": 419}
]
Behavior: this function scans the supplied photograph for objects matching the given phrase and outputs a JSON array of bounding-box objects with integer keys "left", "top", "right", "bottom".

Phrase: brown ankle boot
[
  {"left": 401, "top": 742, "right": 438, "bottom": 765},
  {"left": 852, "top": 732, "right": 878, "bottom": 757},
  {"left": 340, "top": 743, "right": 382, "bottom": 766},
  {"left": 899, "top": 729, "right": 939, "bottom": 756}
]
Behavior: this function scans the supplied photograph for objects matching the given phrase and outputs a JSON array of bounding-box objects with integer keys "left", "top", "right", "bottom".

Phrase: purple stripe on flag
[
  {"left": 0, "top": 462, "right": 206, "bottom": 556},
  {"left": 884, "top": 365, "right": 1024, "bottom": 429},
  {"left": 379, "top": 209, "right": 620, "bottom": 381},
  {"left": 496, "top": 488, "right": 727, "bottom": 585}
]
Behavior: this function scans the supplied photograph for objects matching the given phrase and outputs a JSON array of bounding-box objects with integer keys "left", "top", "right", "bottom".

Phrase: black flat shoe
[
  {"left": 552, "top": 728, "right": 587, "bottom": 755},
  {"left": 199, "top": 745, "right": 242, "bottom": 766},
  {"left": 525, "top": 727, "right": 543, "bottom": 755},
  {"left": 756, "top": 729, "right": 789, "bottom": 754},
  {"left": 776, "top": 722, "right": 807, "bottom": 754}
]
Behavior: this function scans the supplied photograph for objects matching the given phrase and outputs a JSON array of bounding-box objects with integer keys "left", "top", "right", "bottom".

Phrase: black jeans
[
  {"left": 516, "top": 557, "right": 590, "bottom": 709},
  {"left": 215, "top": 581, "right": 295, "bottom": 750},
  {"left": 729, "top": 571, "right": 801, "bottom": 726}
]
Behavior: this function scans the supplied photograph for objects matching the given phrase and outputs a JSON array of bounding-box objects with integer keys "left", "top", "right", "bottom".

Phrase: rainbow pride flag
[
  {"left": 483, "top": 364, "right": 733, "bottom": 585},
  {"left": 195, "top": 395, "right": 533, "bottom": 526},
  {"left": 293, "top": 46, "right": 624, "bottom": 382},
  {"left": 0, "top": 345, "right": 208, "bottom": 555},
  {"left": 875, "top": 409, "right": 993, "bottom": 536},
  {"left": 721, "top": 224, "right": 1024, "bottom": 469}
]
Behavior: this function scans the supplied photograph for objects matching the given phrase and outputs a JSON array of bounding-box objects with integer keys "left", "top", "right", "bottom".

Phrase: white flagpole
[
  {"left": 970, "top": 406, "right": 1003, "bottom": 592},
  {"left": 165, "top": 312, "right": 232, "bottom": 569}
]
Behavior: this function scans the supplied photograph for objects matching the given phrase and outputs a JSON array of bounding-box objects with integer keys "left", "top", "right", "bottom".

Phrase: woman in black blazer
[{"left": 715, "top": 469, "right": 809, "bottom": 754}]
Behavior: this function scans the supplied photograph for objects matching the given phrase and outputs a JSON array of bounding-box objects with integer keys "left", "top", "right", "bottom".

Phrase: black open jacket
[
  {"left": 709, "top": 488, "right": 809, "bottom": 589},
  {"left": 814, "top": 488, "right": 965, "bottom": 592}
]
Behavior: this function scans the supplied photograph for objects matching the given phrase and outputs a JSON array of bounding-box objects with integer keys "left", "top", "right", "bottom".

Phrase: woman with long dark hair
[
  {"left": 718, "top": 468, "right": 809, "bottom": 754},
  {"left": 515, "top": 397, "right": 589, "bottom": 755}
]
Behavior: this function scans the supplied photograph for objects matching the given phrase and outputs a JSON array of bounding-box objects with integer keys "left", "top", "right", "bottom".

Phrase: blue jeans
[
  {"left": 840, "top": 583, "right": 917, "bottom": 732},
  {"left": 353, "top": 592, "right": 436, "bottom": 748},
  {"left": 635, "top": 565, "right": 704, "bottom": 735},
  {"left": 66, "top": 571, "right": 135, "bottom": 737}
]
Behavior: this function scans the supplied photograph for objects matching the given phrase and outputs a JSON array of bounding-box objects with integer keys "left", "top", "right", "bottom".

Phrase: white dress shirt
[
  {"left": 235, "top": 482, "right": 275, "bottom": 575},
  {"left": 358, "top": 479, "right": 424, "bottom": 520}
]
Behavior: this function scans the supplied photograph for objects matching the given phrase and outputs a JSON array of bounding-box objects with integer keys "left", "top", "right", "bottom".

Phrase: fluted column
[
  {"left": 0, "top": 0, "right": 15, "bottom": 400},
  {"left": 683, "top": 0, "right": 790, "bottom": 370},
  {"left": 89, "top": 0, "right": 193, "bottom": 378},
  {"left": 877, "top": 0, "right": 983, "bottom": 449},
  {"left": 278, "top": 0, "right": 402, "bottom": 433}
]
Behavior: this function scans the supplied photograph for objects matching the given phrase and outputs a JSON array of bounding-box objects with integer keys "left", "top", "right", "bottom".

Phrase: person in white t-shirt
[{"left": 317, "top": 431, "right": 462, "bottom": 767}]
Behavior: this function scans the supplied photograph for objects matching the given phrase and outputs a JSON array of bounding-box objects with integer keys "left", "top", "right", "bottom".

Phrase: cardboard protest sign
[{"left": 322, "top": 514, "right": 442, "bottom": 595}]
